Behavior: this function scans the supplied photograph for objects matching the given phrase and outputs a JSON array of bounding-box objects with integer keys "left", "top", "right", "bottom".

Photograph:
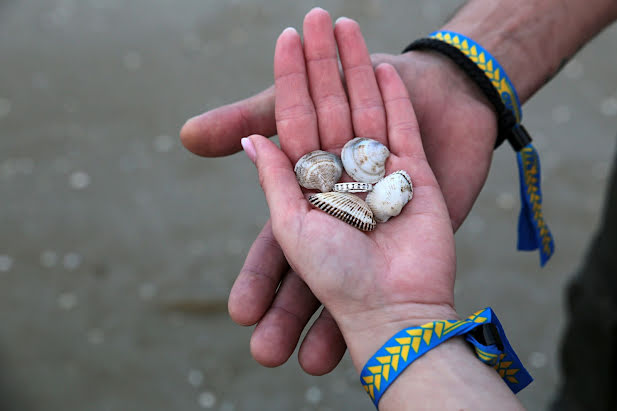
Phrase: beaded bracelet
[
  {"left": 360, "top": 308, "right": 532, "bottom": 407},
  {"left": 404, "top": 31, "right": 555, "bottom": 266}
]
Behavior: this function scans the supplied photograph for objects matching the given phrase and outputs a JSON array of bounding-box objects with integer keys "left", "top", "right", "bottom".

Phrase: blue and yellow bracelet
[
  {"left": 404, "top": 31, "right": 555, "bottom": 266},
  {"left": 360, "top": 308, "right": 532, "bottom": 407}
]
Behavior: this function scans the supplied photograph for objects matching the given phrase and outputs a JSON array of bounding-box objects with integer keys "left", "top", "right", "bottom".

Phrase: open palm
[{"left": 239, "top": 11, "right": 457, "bottom": 370}]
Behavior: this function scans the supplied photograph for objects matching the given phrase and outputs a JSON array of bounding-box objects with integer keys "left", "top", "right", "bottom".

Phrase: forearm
[
  {"left": 442, "top": 0, "right": 617, "bottom": 103},
  {"left": 379, "top": 338, "right": 524, "bottom": 410},
  {"left": 340, "top": 305, "right": 524, "bottom": 410}
]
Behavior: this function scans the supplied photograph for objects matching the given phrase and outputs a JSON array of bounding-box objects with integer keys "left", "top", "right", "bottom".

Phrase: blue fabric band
[
  {"left": 360, "top": 308, "right": 532, "bottom": 407},
  {"left": 428, "top": 30, "right": 555, "bottom": 266}
]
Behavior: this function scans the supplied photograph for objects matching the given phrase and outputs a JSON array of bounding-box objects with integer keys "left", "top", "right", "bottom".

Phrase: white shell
[
  {"left": 341, "top": 138, "right": 390, "bottom": 183},
  {"left": 308, "top": 192, "right": 376, "bottom": 231},
  {"left": 333, "top": 182, "right": 373, "bottom": 193},
  {"left": 365, "top": 170, "right": 413, "bottom": 223},
  {"left": 294, "top": 150, "right": 343, "bottom": 192}
]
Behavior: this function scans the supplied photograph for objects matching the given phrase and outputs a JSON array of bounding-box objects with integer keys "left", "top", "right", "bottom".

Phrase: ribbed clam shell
[
  {"left": 294, "top": 150, "right": 343, "bottom": 193},
  {"left": 365, "top": 170, "right": 413, "bottom": 223},
  {"left": 341, "top": 138, "right": 390, "bottom": 183},
  {"left": 333, "top": 182, "right": 373, "bottom": 193},
  {"left": 308, "top": 192, "right": 376, "bottom": 231}
]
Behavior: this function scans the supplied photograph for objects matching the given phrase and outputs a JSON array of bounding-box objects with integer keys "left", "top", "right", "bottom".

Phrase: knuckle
[
  {"left": 276, "top": 103, "right": 315, "bottom": 123},
  {"left": 314, "top": 93, "right": 347, "bottom": 112},
  {"left": 392, "top": 121, "right": 419, "bottom": 136}
]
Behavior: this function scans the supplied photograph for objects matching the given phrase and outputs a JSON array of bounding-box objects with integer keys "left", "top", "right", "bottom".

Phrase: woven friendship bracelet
[
  {"left": 404, "top": 31, "right": 555, "bottom": 266},
  {"left": 360, "top": 308, "right": 532, "bottom": 407}
]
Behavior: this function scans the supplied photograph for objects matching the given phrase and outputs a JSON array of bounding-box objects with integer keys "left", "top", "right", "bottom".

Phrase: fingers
[
  {"left": 303, "top": 8, "right": 352, "bottom": 152},
  {"left": 246, "top": 135, "right": 308, "bottom": 237},
  {"left": 274, "top": 27, "right": 320, "bottom": 164},
  {"left": 228, "top": 220, "right": 288, "bottom": 325},
  {"left": 374, "top": 63, "right": 425, "bottom": 161},
  {"left": 334, "top": 18, "right": 387, "bottom": 145},
  {"left": 180, "top": 87, "right": 276, "bottom": 157},
  {"left": 298, "top": 307, "right": 347, "bottom": 375},
  {"left": 250, "top": 271, "right": 320, "bottom": 367}
]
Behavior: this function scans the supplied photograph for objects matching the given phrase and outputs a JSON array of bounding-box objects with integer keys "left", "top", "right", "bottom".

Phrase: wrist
[
  {"left": 441, "top": 0, "right": 617, "bottom": 103},
  {"left": 377, "top": 336, "right": 525, "bottom": 410},
  {"left": 336, "top": 302, "right": 459, "bottom": 372}
]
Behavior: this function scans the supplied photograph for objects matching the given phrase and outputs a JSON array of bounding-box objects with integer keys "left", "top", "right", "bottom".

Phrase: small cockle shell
[
  {"left": 333, "top": 182, "right": 373, "bottom": 193},
  {"left": 365, "top": 170, "right": 413, "bottom": 223},
  {"left": 341, "top": 138, "right": 390, "bottom": 183},
  {"left": 294, "top": 150, "right": 343, "bottom": 193},
  {"left": 308, "top": 192, "right": 376, "bottom": 231}
]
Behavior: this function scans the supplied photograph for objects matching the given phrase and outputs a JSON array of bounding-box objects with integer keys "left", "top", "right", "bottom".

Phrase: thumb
[
  {"left": 180, "top": 86, "right": 276, "bottom": 157},
  {"left": 242, "top": 135, "right": 308, "bottom": 234}
]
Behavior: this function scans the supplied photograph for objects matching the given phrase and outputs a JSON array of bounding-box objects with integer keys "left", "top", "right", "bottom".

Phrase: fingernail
[
  {"left": 335, "top": 16, "right": 353, "bottom": 24},
  {"left": 241, "top": 137, "right": 257, "bottom": 164},
  {"left": 282, "top": 27, "right": 297, "bottom": 35}
]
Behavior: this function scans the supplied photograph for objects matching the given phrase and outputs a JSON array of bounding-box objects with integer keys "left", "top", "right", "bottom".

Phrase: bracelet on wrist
[
  {"left": 403, "top": 31, "right": 555, "bottom": 266},
  {"left": 360, "top": 307, "right": 532, "bottom": 408}
]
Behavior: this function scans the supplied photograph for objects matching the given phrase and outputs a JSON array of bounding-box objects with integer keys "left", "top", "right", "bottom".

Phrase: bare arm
[
  {"left": 180, "top": 1, "right": 617, "bottom": 385},
  {"left": 342, "top": 311, "right": 525, "bottom": 411},
  {"left": 441, "top": 0, "right": 617, "bottom": 102}
]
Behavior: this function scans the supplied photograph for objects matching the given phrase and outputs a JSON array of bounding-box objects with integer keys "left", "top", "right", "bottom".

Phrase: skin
[
  {"left": 240, "top": 24, "right": 522, "bottom": 407},
  {"left": 180, "top": 0, "right": 617, "bottom": 379},
  {"left": 183, "top": 9, "right": 497, "bottom": 375}
]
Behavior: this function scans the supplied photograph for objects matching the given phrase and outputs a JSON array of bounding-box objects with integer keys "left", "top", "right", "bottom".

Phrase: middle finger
[
  {"left": 335, "top": 17, "right": 387, "bottom": 145},
  {"left": 303, "top": 8, "right": 353, "bottom": 152}
]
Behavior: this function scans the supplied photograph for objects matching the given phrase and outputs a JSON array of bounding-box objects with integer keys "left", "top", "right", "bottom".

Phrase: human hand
[
  {"left": 180, "top": 8, "right": 496, "bottom": 374},
  {"left": 240, "top": 26, "right": 458, "bottom": 370},
  {"left": 181, "top": 12, "right": 496, "bottom": 230}
]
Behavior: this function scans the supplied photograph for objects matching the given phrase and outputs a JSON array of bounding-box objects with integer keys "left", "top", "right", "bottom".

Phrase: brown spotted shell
[
  {"left": 308, "top": 192, "right": 376, "bottom": 231},
  {"left": 294, "top": 150, "right": 343, "bottom": 193}
]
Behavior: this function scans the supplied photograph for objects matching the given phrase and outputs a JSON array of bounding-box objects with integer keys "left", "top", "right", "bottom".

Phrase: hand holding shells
[{"left": 229, "top": 16, "right": 457, "bottom": 379}]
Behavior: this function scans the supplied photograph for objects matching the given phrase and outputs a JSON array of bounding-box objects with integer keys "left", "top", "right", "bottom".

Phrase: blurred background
[{"left": 0, "top": 0, "right": 616, "bottom": 410}]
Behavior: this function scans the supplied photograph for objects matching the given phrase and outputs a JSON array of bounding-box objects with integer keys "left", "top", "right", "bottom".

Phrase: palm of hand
[{"left": 283, "top": 153, "right": 455, "bottom": 324}]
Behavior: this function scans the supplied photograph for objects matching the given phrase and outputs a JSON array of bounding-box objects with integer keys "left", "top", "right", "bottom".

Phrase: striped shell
[
  {"left": 365, "top": 170, "right": 413, "bottom": 223},
  {"left": 333, "top": 182, "right": 373, "bottom": 193},
  {"left": 341, "top": 138, "right": 390, "bottom": 183},
  {"left": 294, "top": 150, "right": 343, "bottom": 193},
  {"left": 308, "top": 192, "right": 376, "bottom": 231}
]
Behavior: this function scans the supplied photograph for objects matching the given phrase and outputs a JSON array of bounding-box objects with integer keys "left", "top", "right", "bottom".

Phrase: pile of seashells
[{"left": 294, "top": 137, "right": 413, "bottom": 231}]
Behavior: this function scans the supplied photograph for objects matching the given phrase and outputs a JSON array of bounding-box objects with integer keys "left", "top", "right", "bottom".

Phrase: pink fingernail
[
  {"left": 335, "top": 16, "right": 353, "bottom": 24},
  {"left": 241, "top": 137, "right": 257, "bottom": 164}
]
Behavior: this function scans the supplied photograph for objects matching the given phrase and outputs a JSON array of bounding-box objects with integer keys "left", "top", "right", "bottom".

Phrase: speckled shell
[
  {"left": 333, "top": 182, "right": 373, "bottom": 193},
  {"left": 341, "top": 138, "right": 390, "bottom": 183},
  {"left": 294, "top": 150, "right": 343, "bottom": 193},
  {"left": 365, "top": 170, "right": 413, "bottom": 223},
  {"left": 308, "top": 192, "right": 376, "bottom": 231}
]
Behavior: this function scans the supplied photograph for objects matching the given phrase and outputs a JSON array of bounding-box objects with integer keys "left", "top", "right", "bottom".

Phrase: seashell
[
  {"left": 341, "top": 138, "right": 390, "bottom": 183},
  {"left": 333, "top": 182, "right": 373, "bottom": 193},
  {"left": 308, "top": 192, "right": 376, "bottom": 231},
  {"left": 294, "top": 150, "right": 343, "bottom": 193},
  {"left": 365, "top": 170, "right": 413, "bottom": 223}
]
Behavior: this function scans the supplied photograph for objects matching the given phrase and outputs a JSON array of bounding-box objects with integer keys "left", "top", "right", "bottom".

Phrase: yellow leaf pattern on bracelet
[
  {"left": 431, "top": 32, "right": 521, "bottom": 123},
  {"left": 520, "top": 146, "right": 553, "bottom": 256},
  {"left": 361, "top": 311, "right": 497, "bottom": 401}
]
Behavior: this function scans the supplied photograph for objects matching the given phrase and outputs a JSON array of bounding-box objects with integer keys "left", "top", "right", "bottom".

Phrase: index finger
[{"left": 180, "top": 87, "right": 276, "bottom": 157}]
